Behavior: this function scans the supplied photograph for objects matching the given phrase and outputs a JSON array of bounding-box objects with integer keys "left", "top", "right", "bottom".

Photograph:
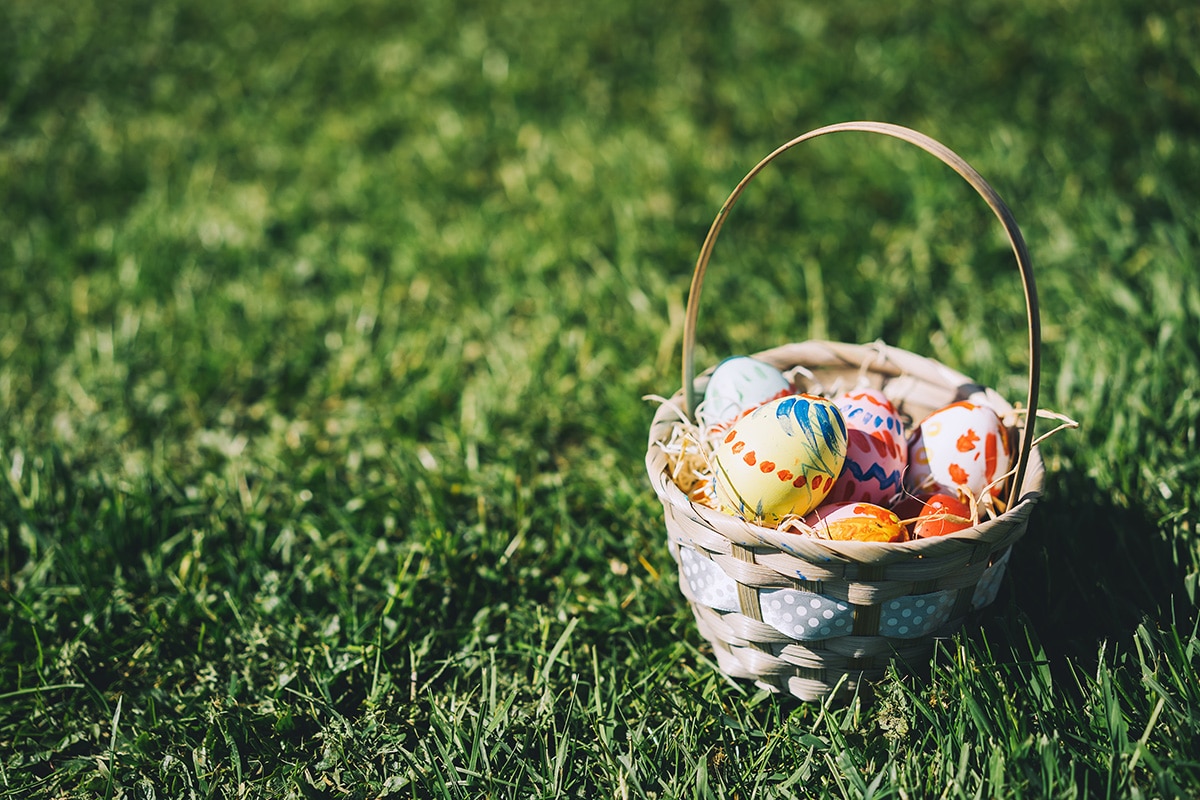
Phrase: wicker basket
[{"left": 645, "top": 121, "right": 1045, "bottom": 703}]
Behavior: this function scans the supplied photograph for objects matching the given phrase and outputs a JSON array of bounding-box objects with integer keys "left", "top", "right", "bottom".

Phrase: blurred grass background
[{"left": 2, "top": 0, "right": 1199, "bottom": 796}]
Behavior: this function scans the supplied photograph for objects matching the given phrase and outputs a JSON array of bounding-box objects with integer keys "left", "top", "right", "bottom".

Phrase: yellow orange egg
[
  {"left": 711, "top": 394, "right": 847, "bottom": 525},
  {"left": 804, "top": 502, "right": 907, "bottom": 543}
]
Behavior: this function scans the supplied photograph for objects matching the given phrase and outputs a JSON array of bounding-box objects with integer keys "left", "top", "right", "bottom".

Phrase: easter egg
[
  {"left": 711, "top": 394, "right": 847, "bottom": 525},
  {"left": 905, "top": 401, "right": 1012, "bottom": 502},
  {"left": 803, "top": 502, "right": 908, "bottom": 543},
  {"left": 828, "top": 388, "right": 908, "bottom": 505},
  {"left": 911, "top": 493, "right": 974, "bottom": 539},
  {"left": 696, "top": 356, "right": 792, "bottom": 438}
]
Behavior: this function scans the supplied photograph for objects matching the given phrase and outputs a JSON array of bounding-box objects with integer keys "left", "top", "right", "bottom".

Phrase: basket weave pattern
[
  {"left": 645, "top": 123, "right": 1046, "bottom": 702},
  {"left": 647, "top": 341, "right": 1044, "bottom": 700}
]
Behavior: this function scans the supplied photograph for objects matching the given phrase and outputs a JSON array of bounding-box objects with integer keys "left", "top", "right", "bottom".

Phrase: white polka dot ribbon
[
  {"left": 678, "top": 546, "right": 995, "bottom": 641},
  {"left": 877, "top": 591, "right": 956, "bottom": 638},
  {"left": 759, "top": 589, "right": 853, "bottom": 640}
]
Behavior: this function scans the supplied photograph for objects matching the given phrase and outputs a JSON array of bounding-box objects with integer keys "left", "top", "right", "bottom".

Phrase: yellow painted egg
[
  {"left": 803, "top": 502, "right": 908, "bottom": 543},
  {"left": 905, "top": 401, "right": 1012, "bottom": 502},
  {"left": 711, "top": 394, "right": 847, "bottom": 525}
]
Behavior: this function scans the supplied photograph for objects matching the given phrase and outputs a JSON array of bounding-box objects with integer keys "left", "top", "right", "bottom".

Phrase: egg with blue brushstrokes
[
  {"left": 711, "top": 394, "right": 847, "bottom": 525},
  {"left": 803, "top": 501, "right": 908, "bottom": 543},
  {"left": 827, "top": 388, "right": 908, "bottom": 506},
  {"left": 905, "top": 401, "right": 1012, "bottom": 503},
  {"left": 696, "top": 356, "right": 793, "bottom": 439}
]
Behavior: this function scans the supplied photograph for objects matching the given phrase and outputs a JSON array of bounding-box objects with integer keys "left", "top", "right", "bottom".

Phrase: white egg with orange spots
[
  {"left": 905, "top": 401, "right": 1012, "bottom": 502},
  {"left": 828, "top": 388, "right": 907, "bottom": 506},
  {"left": 711, "top": 394, "right": 847, "bottom": 526}
]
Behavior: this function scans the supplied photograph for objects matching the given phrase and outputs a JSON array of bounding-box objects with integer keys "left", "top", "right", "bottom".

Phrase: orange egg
[{"left": 912, "top": 493, "right": 974, "bottom": 539}]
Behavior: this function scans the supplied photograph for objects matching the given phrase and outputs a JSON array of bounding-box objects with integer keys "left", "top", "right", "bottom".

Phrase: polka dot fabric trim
[
  {"left": 678, "top": 545, "right": 740, "bottom": 612},
  {"left": 877, "top": 591, "right": 956, "bottom": 639},
  {"left": 678, "top": 546, "right": 862, "bottom": 642},
  {"left": 676, "top": 541, "right": 1018, "bottom": 645},
  {"left": 760, "top": 589, "right": 853, "bottom": 640}
]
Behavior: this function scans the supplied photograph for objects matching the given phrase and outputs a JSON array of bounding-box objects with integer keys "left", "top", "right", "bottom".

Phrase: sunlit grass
[{"left": 3, "top": 0, "right": 1200, "bottom": 796}]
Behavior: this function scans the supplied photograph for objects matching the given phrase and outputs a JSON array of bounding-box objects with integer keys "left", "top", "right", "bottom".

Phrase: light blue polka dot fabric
[
  {"left": 677, "top": 546, "right": 741, "bottom": 612},
  {"left": 876, "top": 591, "right": 956, "bottom": 638},
  {"left": 677, "top": 545, "right": 1007, "bottom": 641},
  {"left": 971, "top": 548, "right": 1010, "bottom": 610},
  {"left": 759, "top": 589, "right": 853, "bottom": 640}
]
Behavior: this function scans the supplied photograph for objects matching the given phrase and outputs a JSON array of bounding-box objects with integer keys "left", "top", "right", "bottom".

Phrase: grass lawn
[{"left": 3, "top": 0, "right": 1200, "bottom": 796}]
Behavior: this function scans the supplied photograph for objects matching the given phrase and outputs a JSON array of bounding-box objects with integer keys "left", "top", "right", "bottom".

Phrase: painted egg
[
  {"left": 711, "top": 394, "right": 847, "bottom": 525},
  {"left": 911, "top": 493, "right": 974, "bottom": 539},
  {"left": 803, "top": 502, "right": 907, "bottom": 543},
  {"left": 905, "top": 401, "right": 1012, "bottom": 502},
  {"left": 827, "top": 388, "right": 908, "bottom": 505},
  {"left": 696, "top": 356, "right": 792, "bottom": 438}
]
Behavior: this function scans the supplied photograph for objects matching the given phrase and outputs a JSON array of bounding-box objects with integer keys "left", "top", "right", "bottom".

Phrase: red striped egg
[{"left": 828, "top": 388, "right": 907, "bottom": 506}]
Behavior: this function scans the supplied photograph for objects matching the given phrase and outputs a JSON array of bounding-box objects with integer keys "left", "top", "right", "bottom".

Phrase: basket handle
[{"left": 681, "top": 121, "right": 1041, "bottom": 511}]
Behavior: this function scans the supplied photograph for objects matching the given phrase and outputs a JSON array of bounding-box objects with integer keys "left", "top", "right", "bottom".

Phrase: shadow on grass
[{"left": 975, "top": 466, "right": 1192, "bottom": 675}]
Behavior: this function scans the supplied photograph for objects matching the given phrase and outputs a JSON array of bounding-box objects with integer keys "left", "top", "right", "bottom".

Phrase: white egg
[
  {"left": 696, "top": 356, "right": 792, "bottom": 438},
  {"left": 905, "top": 401, "right": 1012, "bottom": 502}
]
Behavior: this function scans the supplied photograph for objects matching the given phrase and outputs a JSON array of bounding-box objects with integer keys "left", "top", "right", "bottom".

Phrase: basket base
[{"left": 692, "top": 600, "right": 949, "bottom": 702}]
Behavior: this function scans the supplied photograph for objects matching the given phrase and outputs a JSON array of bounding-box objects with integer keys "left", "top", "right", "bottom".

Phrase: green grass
[{"left": 3, "top": 0, "right": 1200, "bottom": 796}]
